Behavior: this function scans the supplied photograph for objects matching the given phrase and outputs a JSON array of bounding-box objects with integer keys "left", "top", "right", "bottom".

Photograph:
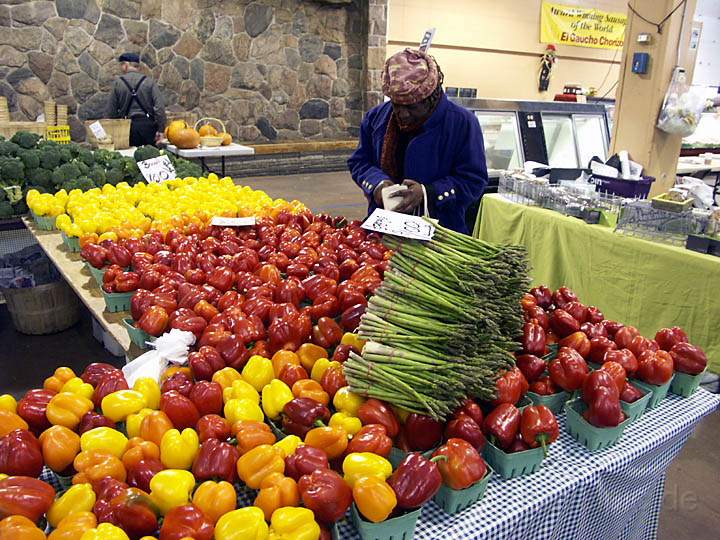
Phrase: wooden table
[
  {"left": 165, "top": 143, "right": 255, "bottom": 176},
  {"left": 24, "top": 219, "right": 143, "bottom": 360}
]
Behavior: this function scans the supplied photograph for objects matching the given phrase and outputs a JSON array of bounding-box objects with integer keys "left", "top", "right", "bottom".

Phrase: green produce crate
[
  {"left": 31, "top": 211, "right": 56, "bottom": 231},
  {"left": 670, "top": 369, "right": 706, "bottom": 397},
  {"left": 61, "top": 233, "right": 80, "bottom": 252},
  {"left": 482, "top": 440, "right": 543, "bottom": 479},
  {"left": 85, "top": 262, "right": 106, "bottom": 286},
  {"left": 565, "top": 399, "right": 630, "bottom": 451},
  {"left": 388, "top": 447, "right": 435, "bottom": 469},
  {"left": 517, "top": 395, "right": 532, "bottom": 411},
  {"left": 632, "top": 377, "right": 674, "bottom": 409},
  {"left": 351, "top": 503, "right": 422, "bottom": 540},
  {"left": 527, "top": 390, "right": 570, "bottom": 414},
  {"left": 122, "top": 318, "right": 156, "bottom": 349},
  {"left": 433, "top": 465, "right": 494, "bottom": 514},
  {"left": 102, "top": 289, "right": 134, "bottom": 313},
  {"left": 621, "top": 388, "right": 651, "bottom": 422}
]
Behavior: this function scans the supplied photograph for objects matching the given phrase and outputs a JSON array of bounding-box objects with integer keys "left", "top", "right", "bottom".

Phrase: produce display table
[
  {"left": 23, "top": 219, "right": 143, "bottom": 359},
  {"left": 165, "top": 143, "right": 255, "bottom": 176},
  {"left": 474, "top": 194, "right": 720, "bottom": 373}
]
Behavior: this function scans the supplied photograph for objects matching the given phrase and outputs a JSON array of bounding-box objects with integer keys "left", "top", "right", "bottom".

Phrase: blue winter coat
[{"left": 347, "top": 94, "right": 488, "bottom": 234}]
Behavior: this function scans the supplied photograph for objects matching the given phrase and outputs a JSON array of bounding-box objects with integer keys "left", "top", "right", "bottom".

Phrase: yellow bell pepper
[
  {"left": 261, "top": 380, "right": 294, "bottom": 420},
  {"left": 149, "top": 469, "right": 195, "bottom": 514},
  {"left": 133, "top": 378, "right": 161, "bottom": 410},
  {"left": 80, "top": 523, "right": 129, "bottom": 540},
  {"left": 310, "top": 359, "right": 333, "bottom": 383},
  {"left": 126, "top": 408, "right": 154, "bottom": 438},
  {"left": 60, "top": 378, "right": 94, "bottom": 401},
  {"left": 192, "top": 480, "right": 237, "bottom": 524},
  {"left": 329, "top": 412, "right": 362, "bottom": 436},
  {"left": 273, "top": 435, "right": 302, "bottom": 459},
  {"left": 0, "top": 394, "right": 17, "bottom": 413},
  {"left": 47, "top": 483, "right": 96, "bottom": 528},
  {"left": 49, "top": 511, "right": 97, "bottom": 540},
  {"left": 215, "top": 507, "right": 269, "bottom": 540},
  {"left": 342, "top": 452, "right": 393, "bottom": 487},
  {"left": 46, "top": 392, "right": 94, "bottom": 430},
  {"left": 268, "top": 507, "right": 321, "bottom": 540},
  {"left": 341, "top": 332, "right": 366, "bottom": 351},
  {"left": 80, "top": 427, "right": 128, "bottom": 458},
  {"left": 160, "top": 428, "right": 199, "bottom": 470},
  {"left": 333, "top": 387, "right": 365, "bottom": 416},
  {"left": 225, "top": 398, "right": 264, "bottom": 424},
  {"left": 223, "top": 379, "right": 260, "bottom": 404},
  {"left": 161, "top": 366, "right": 192, "bottom": 381},
  {"left": 242, "top": 356, "right": 274, "bottom": 392},
  {"left": 101, "top": 390, "right": 147, "bottom": 423},
  {"left": 0, "top": 474, "right": 7, "bottom": 481},
  {"left": 44, "top": 367, "right": 77, "bottom": 393},
  {"left": 212, "top": 367, "right": 243, "bottom": 389}
]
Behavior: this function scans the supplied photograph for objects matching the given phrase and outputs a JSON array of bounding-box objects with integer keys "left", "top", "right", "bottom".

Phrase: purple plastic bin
[{"left": 590, "top": 174, "right": 655, "bottom": 199}]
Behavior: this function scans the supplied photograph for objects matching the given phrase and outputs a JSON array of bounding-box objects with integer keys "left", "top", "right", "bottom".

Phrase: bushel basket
[{"left": 2, "top": 281, "right": 79, "bottom": 334}]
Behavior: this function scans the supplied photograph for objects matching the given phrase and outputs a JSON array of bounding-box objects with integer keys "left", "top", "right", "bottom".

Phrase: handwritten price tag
[
  {"left": 89, "top": 121, "right": 108, "bottom": 141},
  {"left": 361, "top": 209, "right": 435, "bottom": 241},
  {"left": 138, "top": 155, "right": 177, "bottom": 184},
  {"left": 211, "top": 216, "right": 256, "bottom": 227}
]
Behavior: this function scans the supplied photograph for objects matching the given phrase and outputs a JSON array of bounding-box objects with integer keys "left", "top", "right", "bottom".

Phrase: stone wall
[{"left": 0, "top": 0, "right": 385, "bottom": 143}]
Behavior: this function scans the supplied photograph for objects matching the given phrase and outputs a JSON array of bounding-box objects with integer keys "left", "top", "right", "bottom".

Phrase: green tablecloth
[{"left": 475, "top": 194, "right": 720, "bottom": 373}]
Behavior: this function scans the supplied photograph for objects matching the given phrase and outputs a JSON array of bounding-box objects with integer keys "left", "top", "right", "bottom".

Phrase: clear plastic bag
[{"left": 657, "top": 68, "right": 705, "bottom": 137}]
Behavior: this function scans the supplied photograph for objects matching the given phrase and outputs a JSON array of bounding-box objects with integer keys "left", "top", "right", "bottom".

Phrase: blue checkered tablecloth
[{"left": 41, "top": 390, "right": 718, "bottom": 540}]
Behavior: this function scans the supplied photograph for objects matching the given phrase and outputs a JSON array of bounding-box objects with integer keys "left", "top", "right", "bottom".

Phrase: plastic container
[
  {"left": 31, "top": 211, "right": 56, "bottom": 231},
  {"left": 651, "top": 193, "right": 694, "bottom": 213},
  {"left": 122, "top": 318, "right": 155, "bottom": 349},
  {"left": 621, "top": 389, "right": 651, "bottom": 422},
  {"left": 591, "top": 174, "right": 655, "bottom": 199},
  {"left": 565, "top": 399, "right": 631, "bottom": 451},
  {"left": 102, "top": 289, "right": 134, "bottom": 312},
  {"left": 1, "top": 281, "right": 79, "bottom": 335},
  {"left": 61, "top": 233, "right": 80, "bottom": 253},
  {"left": 527, "top": 390, "right": 570, "bottom": 414},
  {"left": 632, "top": 377, "right": 674, "bottom": 409},
  {"left": 85, "top": 262, "right": 106, "bottom": 286},
  {"left": 350, "top": 503, "right": 422, "bottom": 540},
  {"left": 670, "top": 369, "right": 707, "bottom": 397},
  {"left": 388, "top": 447, "right": 435, "bottom": 469},
  {"left": 482, "top": 440, "right": 544, "bottom": 479},
  {"left": 433, "top": 465, "right": 494, "bottom": 514}
]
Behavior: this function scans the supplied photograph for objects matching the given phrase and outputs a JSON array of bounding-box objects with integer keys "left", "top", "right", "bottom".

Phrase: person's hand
[
  {"left": 390, "top": 179, "right": 424, "bottom": 213},
  {"left": 372, "top": 180, "right": 394, "bottom": 207},
  {"left": 155, "top": 131, "right": 165, "bottom": 143}
]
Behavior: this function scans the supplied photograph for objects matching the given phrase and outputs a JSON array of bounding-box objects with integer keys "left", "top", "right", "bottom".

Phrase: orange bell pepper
[
  {"left": 0, "top": 515, "right": 47, "bottom": 540},
  {"left": 73, "top": 450, "right": 126, "bottom": 484},
  {"left": 254, "top": 472, "right": 300, "bottom": 521},
  {"left": 122, "top": 437, "right": 160, "bottom": 469},
  {"left": 0, "top": 409, "right": 28, "bottom": 438},
  {"left": 352, "top": 476, "right": 397, "bottom": 523},
  {"left": 236, "top": 444, "right": 285, "bottom": 489},
  {"left": 232, "top": 420, "right": 276, "bottom": 455},
  {"left": 192, "top": 480, "right": 237, "bottom": 524},
  {"left": 297, "top": 343, "right": 328, "bottom": 372},
  {"left": 272, "top": 350, "right": 301, "bottom": 377},
  {"left": 46, "top": 392, "right": 94, "bottom": 430},
  {"left": 304, "top": 426, "right": 348, "bottom": 459},
  {"left": 341, "top": 333, "right": 366, "bottom": 351},
  {"left": 211, "top": 367, "right": 242, "bottom": 390},
  {"left": 139, "top": 410, "right": 174, "bottom": 447},
  {"left": 48, "top": 511, "right": 97, "bottom": 540},
  {"left": 291, "top": 379, "right": 330, "bottom": 406},
  {"left": 44, "top": 367, "right": 77, "bottom": 394},
  {"left": 39, "top": 425, "right": 81, "bottom": 473}
]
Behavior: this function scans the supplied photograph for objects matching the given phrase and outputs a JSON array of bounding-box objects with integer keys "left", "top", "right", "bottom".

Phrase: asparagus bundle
[{"left": 345, "top": 221, "right": 530, "bottom": 420}]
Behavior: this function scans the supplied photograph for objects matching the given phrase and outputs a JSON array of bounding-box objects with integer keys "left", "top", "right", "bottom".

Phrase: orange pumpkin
[
  {"left": 198, "top": 124, "right": 218, "bottom": 137},
  {"left": 173, "top": 127, "right": 200, "bottom": 149},
  {"left": 166, "top": 120, "right": 188, "bottom": 142},
  {"left": 220, "top": 132, "right": 232, "bottom": 146}
]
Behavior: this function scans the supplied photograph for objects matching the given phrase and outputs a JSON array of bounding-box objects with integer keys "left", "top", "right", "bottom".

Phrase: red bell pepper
[
  {"left": 332, "top": 344, "right": 357, "bottom": 363},
  {"left": 81, "top": 243, "right": 109, "bottom": 269},
  {"left": 520, "top": 405, "right": 559, "bottom": 456},
  {"left": 581, "top": 369, "right": 619, "bottom": 406},
  {"left": 558, "top": 331, "right": 591, "bottom": 358},
  {"left": 357, "top": 399, "right": 399, "bottom": 438},
  {"left": 628, "top": 336, "right": 659, "bottom": 359},
  {"left": 189, "top": 346, "right": 226, "bottom": 382},
  {"left": 160, "top": 390, "right": 200, "bottom": 430},
  {"left": 302, "top": 275, "right": 338, "bottom": 301},
  {"left": 103, "top": 264, "right": 125, "bottom": 285},
  {"left": 482, "top": 403, "right": 521, "bottom": 450},
  {"left": 614, "top": 326, "right": 640, "bottom": 349},
  {"left": 586, "top": 306, "right": 604, "bottom": 324},
  {"left": 159, "top": 503, "right": 214, "bottom": 540},
  {"left": 108, "top": 244, "right": 132, "bottom": 267},
  {"left": 636, "top": 350, "right": 674, "bottom": 385},
  {"left": 340, "top": 303, "right": 366, "bottom": 332},
  {"left": 524, "top": 305, "right": 549, "bottom": 330},
  {"left": 548, "top": 347, "right": 589, "bottom": 391},
  {"left": 78, "top": 411, "right": 117, "bottom": 434},
  {"left": 127, "top": 457, "right": 163, "bottom": 492},
  {"left": 600, "top": 361, "right": 626, "bottom": 394},
  {"left": 268, "top": 314, "right": 306, "bottom": 353},
  {"left": 206, "top": 266, "right": 236, "bottom": 293},
  {"left": 589, "top": 337, "right": 617, "bottom": 364},
  {"left": 564, "top": 301, "right": 588, "bottom": 324},
  {"left": 282, "top": 398, "right": 331, "bottom": 438},
  {"left": 520, "top": 293, "right": 537, "bottom": 312},
  {"left": 403, "top": 413, "right": 444, "bottom": 451},
  {"left": 529, "top": 375, "right": 557, "bottom": 396},
  {"left": 549, "top": 309, "right": 580, "bottom": 338},
  {"left": 670, "top": 342, "right": 707, "bottom": 375},
  {"left": 170, "top": 312, "right": 207, "bottom": 339},
  {"left": 216, "top": 335, "right": 252, "bottom": 371},
  {"left": 161, "top": 371, "right": 193, "bottom": 396},
  {"left": 16, "top": 388, "right": 55, "bottom": 434},
  {"left": 0, "top": 476, "right": 55, "bottom": 522},
  {"left": 320, "top": 364, "right": 347, "bottom": 399},
  {"left": 603, "top": 348, "right": 639, "bottom": 377},
  {"left": 114, "top": 271, "right": 141, "bottom": 293},
  {"left": 552, "top": 286, "right": 578, "bottom": 309},
  {"left": 189, "top": 381, "right": 224, "bottom": 417},
  {"left": 81, "top": 362, "right": 123, "bottom": 386},
  {"left": 508, "top": 436, "right": 531, "bottom": 453},
  {"left": 192, "top": 439, "right": 239, "bottom": 483},
  {"left": 0, "top": 429, "right": 43, "bottom": 477},
  {"left": 298, "top": 469, "right": 352, "bottom": 524},
  {"left": 388, "top": 453, "right": 443, "bottom": 510},
  {"left": 346, "top": 424, "right": 392, "bottom": 458},
  {"left": 279, "top": 363, "right": 310, "bottom": 388},
  {"left": 285, "top": 445, "right": 329, "bottom": 481},
  {"left": 196, "top": 414, "right": 231, "bottom": 443},
  {"left": 655, "top": 326, "right": 689, "bottom": 352},
  {"left": 93, "top": 372, "right": 130, "bottom": 408},
  {"left": 583, "top": 386, "right": 625, "bottom": 428},
  {"left": 522, "top": 320, "right": 546, "bottom": 356},
  {"left": 620, "top": 381, "right": 644, "bottom": 403},
  {"left": 444, "top": 414, "right": 485, "bottom": 451},
  {"left": 193, "top": 300, "right": 220, "bottom": 323},
  {"left": 432, "top": 438, "right": 487, "bottom": 490},
  {"left": 453, "top": 398, "right": 483, "bottom": 425},
  {"left": 529, "top": 285, "right": 553, "bottom": 309},
  {"left": 600, "top": 319, "right": 623, "bottom": 337},
  {"left": 581, "top": 322, "right": 608, "bottom": 340},
  {"left": 312, "top": 317, "right": 344, "bottom": 349},
  {"left": 109, "top": 488, "right": 158, "bottom": 538},
  {"left": 492, "top": 367, "right": 529, "bottom": 405}
]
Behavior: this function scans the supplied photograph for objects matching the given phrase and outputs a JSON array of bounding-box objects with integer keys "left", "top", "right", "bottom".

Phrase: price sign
[
  {"left": 89, "top": 121, "right": 108, "bottom": 141},
  {"left": 211, "top": 216, "right": 256, "bottom": 227},
  {"left": 361, "top": 209, "right": 435, "bottom": 241},
  {"left": 419, "top": 27, "right": 436, "bottom": 52},
  {"left": 138, "top": 155, "right": 177, "bottom": 184}
]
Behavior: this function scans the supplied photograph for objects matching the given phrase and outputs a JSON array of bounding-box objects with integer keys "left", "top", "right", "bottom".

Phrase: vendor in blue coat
[{"left": 348, "top": 48, "right": 488, "bottom": 234}]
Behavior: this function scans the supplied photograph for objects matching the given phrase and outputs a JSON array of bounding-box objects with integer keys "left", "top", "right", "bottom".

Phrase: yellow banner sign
[{"left": 540, "top": 1, "right": 627, "bottom": 50}]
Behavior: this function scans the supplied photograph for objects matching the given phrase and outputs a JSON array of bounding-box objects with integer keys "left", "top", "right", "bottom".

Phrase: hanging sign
[
  {"left": 419, "top": 28, "right": 436, "bottom": 52},
  {"left": 540, "top": 1, "right": 627, "bottom": 50},
  {"left": 138, "top": 155, "right": 177, "bottom": 183},
  {"left": 362, "top": 209, "right": 435, "bottom": 241},
  {"left": 210, "top": 216, "right": 256, "bottom": 227}
]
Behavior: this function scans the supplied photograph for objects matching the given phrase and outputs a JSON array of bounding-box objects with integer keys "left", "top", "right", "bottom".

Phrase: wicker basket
[
  {"left": 1, "top": 281, "right": 80, "bottom": 335},
  {"left": 196, "top": 117, "right": 226, "bottom": 147},
  {"left": 84, "top": 119, "right": 131, "bottom": 149},
  {"left": 44, "top": 100, "right": 56, "bottom": 126},
  {"left": 0, "top": 121, "right": 48, "bottom": 139}
]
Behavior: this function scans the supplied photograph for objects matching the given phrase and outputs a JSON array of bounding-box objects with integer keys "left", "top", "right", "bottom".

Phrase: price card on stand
[
  {"left": 138, "top": 155, "right": 177, "bottom": 183},
  {"left": 210, "top": 216, "right": 256, "bottom": 227},
  {"left": 88, "top": 121, "right": 108, "bottom": 141},
  {"left": 361, "top": 209, "right": 435, "bottom": 241}
]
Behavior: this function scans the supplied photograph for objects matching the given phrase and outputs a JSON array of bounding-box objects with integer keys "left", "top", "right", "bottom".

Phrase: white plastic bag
[
  {"left": 657, "top": 68, "right": 705, "bottom": 137},
  {"left": 122, "top": 329, "right": 195, "bottom": 387},
  {"left": 676, "top": 176, "right": 715, "bottom": 209}
]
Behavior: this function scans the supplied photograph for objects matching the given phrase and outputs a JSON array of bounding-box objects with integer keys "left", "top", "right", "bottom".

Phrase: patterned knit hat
[{"left": 382, "top": 48, "right": 440, "bottom": 105}]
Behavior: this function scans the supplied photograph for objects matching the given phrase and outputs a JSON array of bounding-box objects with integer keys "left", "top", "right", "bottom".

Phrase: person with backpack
[{"left": 107, "top": 53, "right": 167, "bottom": 147}]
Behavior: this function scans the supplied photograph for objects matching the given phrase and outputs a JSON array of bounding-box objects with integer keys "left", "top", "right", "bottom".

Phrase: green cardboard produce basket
[
  {"left": 621, "top": 388, "right": 651, "bottom": 422},
  {"left": 388, "top": 447, "right": 436, "bottom": 469},
  {"left": 31, "top": 211, "right": 56, "bottom": 231},
  {"left": 527, "top": 390, "right": 570, "bottom": 414},
  {"left": 632, "top": 377, "right": 674, "bottom": 409},
  {"left": 61, "top": 233, "right": 80, "bottom": 252},
  {"left": 351, "top": 503, "right": 422, "bottom": 540},
  {"left": 517, "top": 395, "right": 532, "bottom": 411},
  {"left": 433, "top": 465, "right": 494, "bottom": 514},
  {"left": 670, "top": 369, "right": 706, "bottom": 397},
  {"left": 482, "top": 440, "right": 543, "bottom": 479},
  {"left": 85, "top": 262, "right": 106, "bottom": 286},
  {"left": 565, "top": 399, "right": 631, "bottom": 451},
  {"left": 102, "top": 289, "right": 134, "bottom": 312},
  {"left": 122, "top": 318, "right": 155, "bottom": 349}
]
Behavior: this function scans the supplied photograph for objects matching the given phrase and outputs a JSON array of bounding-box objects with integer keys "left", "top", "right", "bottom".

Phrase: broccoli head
[
  {"left": 51, "top": 162, "right": 82, "bottom": 186},
  {"left": 0, "top": 158, "right": 25, "bottom": 183},
  {"left": 39, "top": 147, "right": 62, "bottom": 169},
  {"left": 173, "top": 158, "right": 202, "bottom": 179},
  {"left": 10, "top": 131, "right": 41, "bottom": 150},
  {"left": 0, "top": 141, "right": 21, "bottom": 158},
  {"left": 59, "top": 147, "right": 72, "bottom": 163},
  {"left": 76, "top": 176, "right": 95, "bottom": 191},
  {"left": 90, "top": 166, "right": 107, "bottom": 185},
  {"left": 105, "top": 168, "right": 125, "bottom": 186},
  {"left": 76, "top": 161, "right": 90, "bottom": 176},
  {"left": 20, "top": 149, "right": 41, "bottom": 170},
  {"left": 77, "top": 148, "right": 95, "bottom": 167},
  {"left": 27, "top": 168, "right": 53, "bottom": 189},
  {"left": 0, "top": 201, "right": 14, "bottom": 218},
  {"left": 134, "top": 145, "right": 161, "bottom": 162}
]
